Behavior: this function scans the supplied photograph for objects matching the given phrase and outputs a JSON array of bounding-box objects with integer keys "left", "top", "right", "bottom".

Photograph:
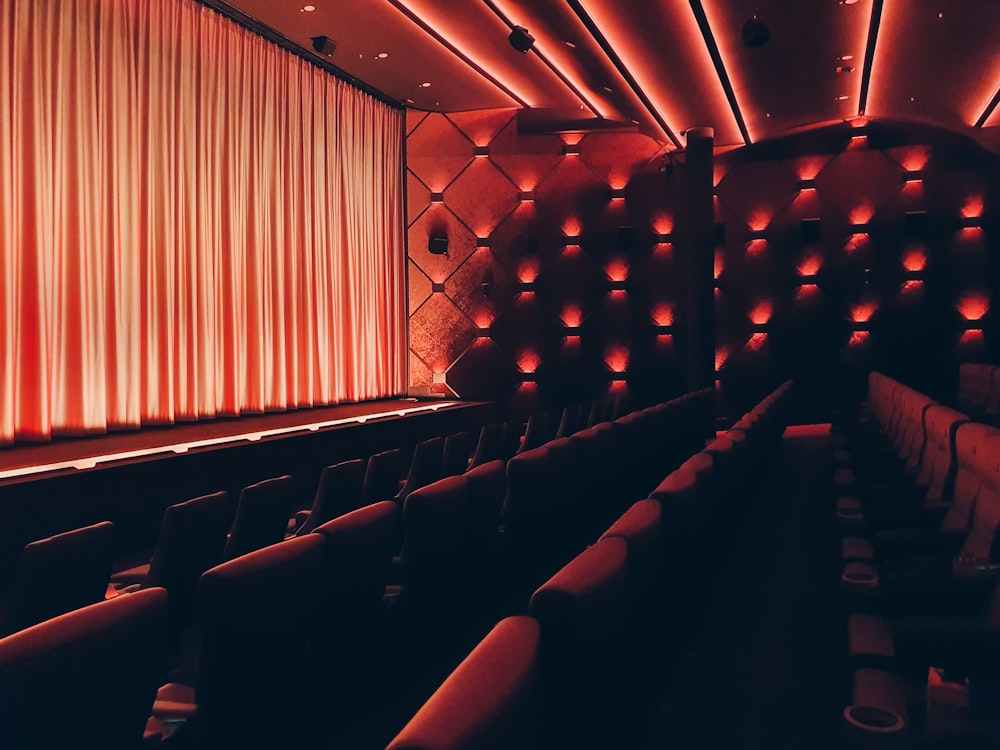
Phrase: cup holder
[
  {"left": 841, "top": 564, "right": 879, "bottom": 592},
  {"left": 834, "top": 468, "right": 856, "bottom": 487},
  {"left": 842, "top": 704, "right": 905, "bottom": 739}
]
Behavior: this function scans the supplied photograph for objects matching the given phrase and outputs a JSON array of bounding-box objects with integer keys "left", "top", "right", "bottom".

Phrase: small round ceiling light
[
  {"left": 300, "top": 5, "right": 316, "bottom": 11},
  {"left": 419, "top": 82, "right": 432, "bottom": 88},
  {"left": 375, "top": 52, "right": 389, "bottom": 59}
]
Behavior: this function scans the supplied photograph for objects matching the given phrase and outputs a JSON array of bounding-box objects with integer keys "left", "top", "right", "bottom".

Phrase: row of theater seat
[
  {"left": 386, "top": 381, "right": 795, "bottom": 750},
  {"left": 0, "top": 388, "right": 700, "bottom": 748},
  {"left": 833, "top": 371, "right": 1000, "bottom": 746},
  {"left": 957, "top": 362, "right": 1000, "bottom": 425}
]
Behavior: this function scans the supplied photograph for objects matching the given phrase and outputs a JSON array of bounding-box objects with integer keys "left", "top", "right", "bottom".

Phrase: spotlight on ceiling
[
  {"left": 508, "top": 25, "right": 535, "bottom": 53},
  {"left": 741, "top": 18, "right": 770, "bottom": 48},
  {"left": 311, "top": 35, "right": 337, "bottom": 57}
]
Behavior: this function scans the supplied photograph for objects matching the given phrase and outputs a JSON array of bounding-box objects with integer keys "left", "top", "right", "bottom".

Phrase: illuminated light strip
[
  {"left": 0, "top": 402, "right": 460, "bottom": 481},
  {"left": 483, "top": 0, "right": 605, "bottom": 118},
  {"left": 568, "top": 0, "right": 682, "bottom": 148},
  {"left": 857, "top": 0, "right": 885, "bottom": 115},
  {"left": 689, "top": 1, "right": 751, "bottom": 145},
  {"left": 385, "top": 0, "right": 531, "bottom": 107},
  {"left": 974, "top": 82, "right": 1000, "bottom": 128}
]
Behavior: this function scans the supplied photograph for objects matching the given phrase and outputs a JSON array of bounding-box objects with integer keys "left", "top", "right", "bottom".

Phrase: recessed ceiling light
[
  {"left": 419, "top": 82, "right": 432, "bottom": 88},
  {"left": 836, "top": 95, "right": 850, "bottom": 101},
  {"left": 375, "top": 52, "right": 389, "bottom": 59},
  {"left": 840, "top": 0, "right": 859, "bottom": 5},
  {"left": 938, "top": 11, "right": 944, "bottom": 18},
  {"left": 603, "top": 86, "right": 613, "bottom": 93},
  {"left": 404, "top": 98, "right": 414, "bottom": 105},
  {"left": 765, "top": 112, "right": 771, "bottom": 118},
  {"left": 838, "top": 54, "right": 854, "bottom": 61},
  {"left": 564, "top": 40, "right": 577, "bottom": 48},
  {"left": 300, "top": 5, "right": 316, "bottom": 11}
]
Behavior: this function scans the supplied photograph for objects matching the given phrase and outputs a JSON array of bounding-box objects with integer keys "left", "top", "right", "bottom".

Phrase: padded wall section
[{"left": 408, "top": 111, "right": 999, "bottom": 418}]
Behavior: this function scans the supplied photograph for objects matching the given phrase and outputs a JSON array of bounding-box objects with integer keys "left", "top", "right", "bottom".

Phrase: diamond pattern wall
[{"left": 407, "top": 110, "right": 998, "bottom": 416}]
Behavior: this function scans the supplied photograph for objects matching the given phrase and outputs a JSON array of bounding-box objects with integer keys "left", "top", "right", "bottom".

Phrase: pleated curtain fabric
[{"left": 0, "top": 0, "right": 407, "bottom": 444}]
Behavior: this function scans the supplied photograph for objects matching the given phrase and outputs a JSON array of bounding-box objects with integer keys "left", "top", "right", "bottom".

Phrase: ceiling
[{"left": 219, "top": 0, "right": 999, "bottom": 150}]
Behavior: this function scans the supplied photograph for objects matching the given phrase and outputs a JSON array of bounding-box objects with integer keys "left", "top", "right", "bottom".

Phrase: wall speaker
[
  {"left": 428, "top": 235, "right": 449, "bottom": 256},
  {"left": 311, "top": 35, "right": 337, "bottom": 57}
]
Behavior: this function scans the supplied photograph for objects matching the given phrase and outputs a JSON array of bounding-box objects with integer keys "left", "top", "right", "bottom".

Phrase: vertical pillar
[{"left": 684, "top": 127, "right": 715, "bottom": 393}]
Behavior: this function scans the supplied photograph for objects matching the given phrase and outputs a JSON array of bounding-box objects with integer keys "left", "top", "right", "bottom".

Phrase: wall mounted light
[
  {"left": 797, "top": 179, "right": 817, "bottom": 190},
  {"left": 474, "top": 146, "right": 490, "bottom": 158},
  {"left": 564, "top": 143, "right": 580, "bottom": 156},
  {"left": 519, "top": 190, "right": 535, "bottom": 203},
  {"left": 430, "top": 192, "right": 445, "bottom": 203},
  {"left": 428, "top": 235, "right": 449, "bottom": 256},
  {"left": 431, "top": 281, "right": 446, "bottom": 293}
]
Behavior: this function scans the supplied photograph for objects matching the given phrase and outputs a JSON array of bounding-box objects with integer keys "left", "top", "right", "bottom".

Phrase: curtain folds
[{"left": 0, "top": 0, "right": 407, "bottom": 445}]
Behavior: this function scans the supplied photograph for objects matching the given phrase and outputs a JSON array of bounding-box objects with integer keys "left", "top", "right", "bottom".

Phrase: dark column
[{"left": 684, "top": 127, "right": 715, "bottom": 392}]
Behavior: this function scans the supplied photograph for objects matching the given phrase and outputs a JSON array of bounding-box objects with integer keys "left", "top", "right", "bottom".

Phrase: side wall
[{"left": 406, "top": 109, "right": 999, "bottom": 419}]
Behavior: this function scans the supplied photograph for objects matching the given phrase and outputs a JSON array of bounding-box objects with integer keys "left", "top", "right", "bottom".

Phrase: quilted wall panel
[{"left": 407, "top": 110, "right": 998, "bottom": 418}]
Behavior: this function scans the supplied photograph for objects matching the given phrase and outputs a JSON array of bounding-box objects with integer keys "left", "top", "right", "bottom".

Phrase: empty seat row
[{"left": 386, "top": 382, "right": 795, "bottom": 749}]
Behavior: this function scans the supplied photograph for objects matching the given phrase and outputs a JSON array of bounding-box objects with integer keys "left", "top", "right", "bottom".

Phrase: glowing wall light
[
  {"left": 902, "top": 247, "right": 927, "bottom": 273},
  {"left": 849, "top": 204, "right": 875, "bottom": 226},
  {"left": 651, "top": 303, "right": 674, "bottom": 327},
  {"left": 715, "top": 347, "right": 729, "bottom": 371},
  {"left": 605, "top": 258, "right": 629, "bottom": 282},
  {"left": 957, "top": 292, "right": 990, "bottom": 322},
  {"left": 517, "top": 258, "right": 539, "bottom": 283},
  {"left": 746, "top": 332, "right": 768, "bottom": 352},
  {"left": 845, "top": 233, "right": 869, "bottom": 254},
  {"left": 849, "top": 331, "right": 871, "bottom": 347},
  {"left": 652, "top": 215, "right": 674, "bottom": 236},
  {"left": 897, "top": 146, "right": 931, "bottom": 172},
  {"left": 749, "top": 301, "right": 772, "bottom": 326},
  {"left": 797, "top": 254, "right": 823, "bottom": 278},
  {"left": 851, "top": 301, "right": 877, "bottom": 324},
  {"left": 796, "top": 284, "right": 821, "bottom": 302},
  {"left": 604, "top": 346, "right": 629, "bottom": 374},
  {"left": 961, "top": 196, "right": 985, "bottom": 220},
  {"left": 714, "top": 251, "right": 725, "bottom": 280},
  {"left": 516, "top": 350, "right": 540, "bottom": 374},
  {"left": 561, "top": 305, "right": 584, "bottom": 328},
  {"left": 747, "top": 211, "right": 771, "bottom": 233}
]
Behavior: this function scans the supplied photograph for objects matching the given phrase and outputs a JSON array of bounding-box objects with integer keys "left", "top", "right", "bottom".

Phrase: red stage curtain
[{"left": 0, "top": 0, "right": 407, "bottom": 445}]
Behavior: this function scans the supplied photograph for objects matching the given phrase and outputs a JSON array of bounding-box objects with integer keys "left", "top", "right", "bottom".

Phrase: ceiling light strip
[
  {"left": 386, "top": 0, "right": 529, "bottom": 107},
  {"left": 688, "top": 1, "right": 750, "bottom": 146},
  {"left": 482, "top": 0, "right": 604, "bottom": 118},
  {"left": 857, "top": 0, "right": 884, "bottom": 115},
  {"left": 568, "top": 0, "right": 681, "bottom": 147},
  {"left": 974, "top": 82, "right": 1000, "bottom": 128}
]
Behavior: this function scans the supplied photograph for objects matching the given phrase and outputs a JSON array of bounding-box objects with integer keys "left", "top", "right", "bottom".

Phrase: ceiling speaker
[
  {"left": 741, "top": 18, "right": 770, "bottom": 48},
  {"left": 508, "top": 26, "right": 535, "bottom": 53},
  {"left": 311, "top": 35, "right": 337, "bottom": 57}
]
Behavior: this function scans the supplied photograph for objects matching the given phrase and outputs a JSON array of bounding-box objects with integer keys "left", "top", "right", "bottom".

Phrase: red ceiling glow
[
  {"left": 746, "top": 239, "right": 767, "bottom": 257},
  {"left": 849, "top": 204, "right": 875, "bottom": 225},
  {"left": 851, "top": 301, "right": 877, "bottom": 323},
  {"left": 651, "top": 303, "right": 674, "bottom": 327},
  {"left": 517, "top": 258, "right": 540, "bottom": 283},
  {"left": 517, "top": 350, "right": 541, "bottom": 374},
  {"left": 797, "top": 254, "right": 823, "bottom": 277},
  {"left": 749, "top": 301, "right": 772, "bottom": 325},
  {"left": 957, "top": 292, "right": 989, "bottom": 321},
  {"left": 605, "top": 258, "right": 630, "bottom": 282},
  {"left": 604, "top": 346, "right": 629, "bottom": 373},
  {"left": 561, "top": 305, "right": 584, "bottom": 328},
  {"left": 961, "top": 195, "right": 984, "bottom": 219},
  {"left": 902, "top": 247, "right": 927, "bottom": 272}
]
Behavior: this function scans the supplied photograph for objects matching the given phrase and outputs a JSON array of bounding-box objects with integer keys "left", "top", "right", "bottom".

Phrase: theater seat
[
  {"left": 223, "top": 475, "right": 296, "bottom": 560},
  {"left": 0, "top": 521, "right": 115, "bottom": 637},
  {"left": 468, "top": 423, "right": 504, "bottom": 470},
  {"left": 440, "top": 430, "right": 474, "bottom": 477},
  {"left": 363, "top": 448, "right": 405, "bottom": 505},
  {"left": 293, "top": 459, "right": 366, "bottom": 536},
  {"left": 110, "top": 491, "right": 233, "bottom": 636},
  {"left": 397, "top": 437, "right": 445, "bottom": 504},
  {"left": 385, "top": 616, "right": 542, "bottom": 750},
  {"left": 0, "top": 587, "right": 168, "bottom": 750}
]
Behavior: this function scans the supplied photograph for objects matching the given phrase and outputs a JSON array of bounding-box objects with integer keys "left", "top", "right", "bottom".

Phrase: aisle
[{"left": 640, "top": 424, "right": 845, "bottom": 749}]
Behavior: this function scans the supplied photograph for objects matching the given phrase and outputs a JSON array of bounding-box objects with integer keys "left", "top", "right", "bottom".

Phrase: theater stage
[{"left": 0, "top": 398, "right": 496, "bottom": 585}]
